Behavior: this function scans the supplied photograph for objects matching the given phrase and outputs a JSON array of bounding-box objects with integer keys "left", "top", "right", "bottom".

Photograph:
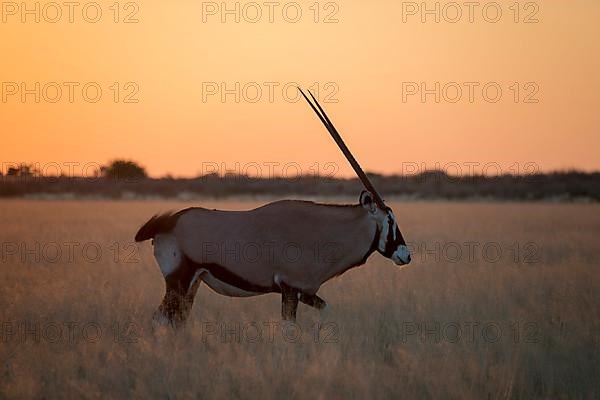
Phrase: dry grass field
[{"left": 1, "top": 199, "right": 599, "bottom": 399}]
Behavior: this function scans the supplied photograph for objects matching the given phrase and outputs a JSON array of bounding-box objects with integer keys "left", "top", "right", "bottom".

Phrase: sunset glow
[{"left": 1, "top": 1, "right": 598, "bottom": 177}]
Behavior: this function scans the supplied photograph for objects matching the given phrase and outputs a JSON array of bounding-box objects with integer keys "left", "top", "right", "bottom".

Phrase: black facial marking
[
  {"left": 381, "top": 215, "right": 396, "bottom": 257},
  {"left": 395, "top": 225, "right": 406, "bottom": 246}
]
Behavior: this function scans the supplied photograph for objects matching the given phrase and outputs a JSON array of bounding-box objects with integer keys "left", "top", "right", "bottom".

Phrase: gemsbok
[{"left": 135, "top": 88, "right": 411, "bottom": 327}]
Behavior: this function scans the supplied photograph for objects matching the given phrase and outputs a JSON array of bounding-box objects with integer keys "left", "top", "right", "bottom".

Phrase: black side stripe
[{"left": 183, "top": 256, "right": 277, "bottom": 294}]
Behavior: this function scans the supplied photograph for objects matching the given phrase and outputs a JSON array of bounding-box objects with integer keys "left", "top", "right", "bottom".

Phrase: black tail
[{"left": 135, "top": 212, "right": 181, "bottom": 242}]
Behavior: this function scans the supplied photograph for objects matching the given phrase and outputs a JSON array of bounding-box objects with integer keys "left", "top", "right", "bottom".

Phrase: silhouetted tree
[
  {"left": 101, "top": 160, "right": 147, "bottom": 179},
  {"left": 6, "top": 164, "right": 36, "bottom": 177}
]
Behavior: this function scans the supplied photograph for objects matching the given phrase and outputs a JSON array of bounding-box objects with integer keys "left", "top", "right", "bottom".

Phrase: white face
[
  {"left": 377, "top": 209, "right": 411, "bottom": 266},
  {"left": 391, "top": 244, "right": 411, "bottom": 266},
  {"left": 360, "top": 191, "right": 411, "bottom": 266}
]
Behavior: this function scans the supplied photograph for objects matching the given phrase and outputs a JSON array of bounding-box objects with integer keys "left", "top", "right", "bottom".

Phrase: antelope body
[
  {"left": 135, "top": 88, "right": 411, "bottom": 326},
  {"left": 135, "top": 193, "right": 410, "bottom": 326}
]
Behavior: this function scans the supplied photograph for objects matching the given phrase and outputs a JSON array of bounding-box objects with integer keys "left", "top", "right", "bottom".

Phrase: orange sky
[{"left": 1, "top": 1, "right": 599, "bottom": 178}]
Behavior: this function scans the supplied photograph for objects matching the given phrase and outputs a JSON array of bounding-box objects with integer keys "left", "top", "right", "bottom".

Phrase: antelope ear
[{"left": 359, "top": 191, "right": 377, "bottom": 214}]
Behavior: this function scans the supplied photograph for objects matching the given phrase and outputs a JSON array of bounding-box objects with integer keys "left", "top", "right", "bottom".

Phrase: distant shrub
[
  {"left": 101, "top": 160, "right": 147, "bottom": 180},
  {"left": 6, "top": 164, "right": 36, "bottom": 177}
]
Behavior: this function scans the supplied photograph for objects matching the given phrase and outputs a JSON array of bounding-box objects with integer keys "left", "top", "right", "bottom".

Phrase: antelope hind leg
[{"left": 153, "top": 264, "right": 204, "bottom": 329}]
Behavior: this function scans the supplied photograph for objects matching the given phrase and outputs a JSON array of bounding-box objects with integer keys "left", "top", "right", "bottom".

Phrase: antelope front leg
[
  {"left": 281, "top": 283, "right": 299, "bottom": 322},
  {"left": 299, "top": 293, "right": 327, "bottom": 310}
]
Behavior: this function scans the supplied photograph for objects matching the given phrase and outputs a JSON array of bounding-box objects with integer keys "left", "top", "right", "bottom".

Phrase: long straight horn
[{"left": 298, "top": 87, "right": 387, "bottom": 209}]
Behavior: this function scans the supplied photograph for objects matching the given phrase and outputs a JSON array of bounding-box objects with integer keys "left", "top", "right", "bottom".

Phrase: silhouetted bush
[{"left": 101, "top": 160, "right": 147, "bottom": 180}]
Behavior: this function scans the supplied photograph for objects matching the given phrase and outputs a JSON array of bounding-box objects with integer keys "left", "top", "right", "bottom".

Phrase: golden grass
[{"left": 1, "top": 200, "right": 599, "bottom": 399}]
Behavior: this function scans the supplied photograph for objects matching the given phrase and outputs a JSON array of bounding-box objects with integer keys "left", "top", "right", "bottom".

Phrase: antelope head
[{"left": 299, "top": 88, "right": 411, "bottom": 266}]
